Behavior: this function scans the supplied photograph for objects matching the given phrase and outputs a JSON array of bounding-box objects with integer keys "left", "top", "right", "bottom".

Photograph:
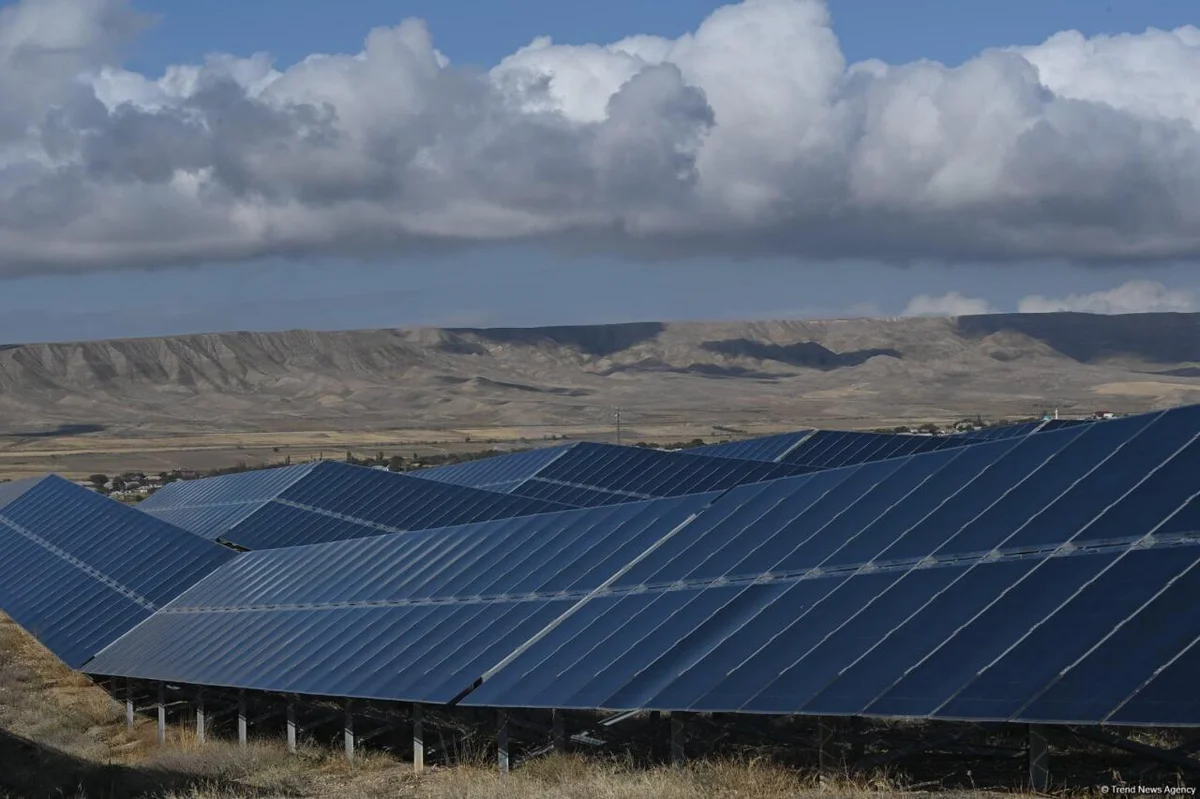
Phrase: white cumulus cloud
[
  {"left": 1018, "top": 280, "right": 1198, "bottom": 314},
  {"left": 903, "top": 292, "right": 1000, "bottom": 317},
  {"left": 3, "top": 0, "right": 1200, "bottom": 275}
]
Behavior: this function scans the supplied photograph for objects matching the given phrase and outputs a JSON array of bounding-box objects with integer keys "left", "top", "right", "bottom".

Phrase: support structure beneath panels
[
  {"left": 413, "top": 704, "right": 424, "bottom": 773},
  {"left": 157, "top": 683, "right": 166, "bottom": 745},
  {"left": 286, "top": 697, "right": 297, "bottom": 754},
  {"left": 670, "top": 714, "right": 685, "bottom": 766},
  {"left": 344, "top": 700, "right": 355, "bottom": 761},
  {"left": 195, "top": 689, "right": 206, "bottom": 744},
  {"left": 1028, "top": 725, "right": 1049, "bottom": 792},
  {"left": 238, "top": 691, "right": 247, "bottom": 747},
  {"left": 498, "top": 711, "right": 510, "bottom": 773},
  {"left": 125, "top": 679, "right": 134, "bottom": 730},
  {"left": 818, "top": 717, "right": 834, "bottom": 771},
  {"left": 552, "top": 710, "right": 566, "bottom": 754}
]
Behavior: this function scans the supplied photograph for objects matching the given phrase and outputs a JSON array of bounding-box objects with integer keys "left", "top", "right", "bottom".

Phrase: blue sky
[{"left": 1, "top": 0, "right": 1199, "bottom": 343}]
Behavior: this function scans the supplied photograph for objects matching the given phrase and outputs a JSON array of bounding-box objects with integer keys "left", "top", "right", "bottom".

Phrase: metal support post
[
  {"left": 156, "top": 683, "right": 166, "bottom": 745},
  {"left": 818, "top": 716, "right": 834, "bottom": 770},
  {"left": 344, "top": 700, "right": 355, "bottom": 761},
  {"left": 237, "top": 690, "right": 248, "bottom": 747},
  {"left": 552, "top": 710, "right": 567, "bottom": 754},
  {"left": 649, "top": 710, "right": 662, "bottom": 760},
  {"left": 497, "top": 711, "right": 510, "bottom": 773},
  {"left": 195, "top": 689, "right": 206, "bottom": 744},
  {"left": 849, "top": 716, "right": 864, "bottom": 763},
  {"left": 670, "top": 713, "right": 685, "bottom": 766},
  {"left": 125, "top": 679, "right": 135, "bottom": 730},
  {"left": 286, "top": 697, "right": 297, "bottom": 753},
  {"left": 412, "top": 704, "right": 424, "bottom": 773},
  {"left": 1028, "top": 724, "right": 1050, "bottom": 792}
]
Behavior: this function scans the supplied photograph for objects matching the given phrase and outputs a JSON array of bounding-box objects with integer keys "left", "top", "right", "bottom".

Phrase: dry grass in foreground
[{"left": 3, "top": 615, "right": 1033, "bottom": 798}]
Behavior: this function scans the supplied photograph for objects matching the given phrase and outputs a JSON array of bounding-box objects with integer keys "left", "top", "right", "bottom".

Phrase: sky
[{"left": 1, "top": 0, "right": 1199, "bottom": 343}]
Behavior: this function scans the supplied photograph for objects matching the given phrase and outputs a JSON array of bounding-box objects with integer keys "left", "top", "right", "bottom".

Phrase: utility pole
[{"left": 615, "top": 407, "right": 622, "bottom": 446}]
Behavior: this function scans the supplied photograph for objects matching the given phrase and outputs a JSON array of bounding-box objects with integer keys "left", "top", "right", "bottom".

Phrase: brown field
[{"left": 0, "top": 418, "right": 922, "bottom": 482}]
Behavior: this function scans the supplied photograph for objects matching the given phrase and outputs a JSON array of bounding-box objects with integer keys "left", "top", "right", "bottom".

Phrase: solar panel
[
  {"left": 410, "top": 446, "right": 573, "bottom": 488},
  {"left": 83, "top": 494, "right": 719, "bottom": 702},
  {"left": 0, "top": 476, "right": 237, "bottom": 668},
  {"left": 56, "top": 403, "right": 1200, "bottom": 729},
  {"left": 411, "top": 441, "right": 815, "bottom": 507},
  {"left": 138, "top": 461, "right": 571, "bottom": 549},
  {"left": 690, "top": 432, "right": 813, "bottom": 463},
  {"left": 463, "top": 405, "right": 1200, "bottom": 722}
]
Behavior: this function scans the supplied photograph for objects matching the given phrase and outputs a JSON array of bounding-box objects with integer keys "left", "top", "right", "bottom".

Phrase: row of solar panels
[
  {"left": 7, "top": 410, "right": 1182, "bottom": 728},
  {"left": 78, "top": 406, "right": 1200, "bottom": 724},
  {"left": 0, "top": 414, "right": 1104, "bottom": 668}
]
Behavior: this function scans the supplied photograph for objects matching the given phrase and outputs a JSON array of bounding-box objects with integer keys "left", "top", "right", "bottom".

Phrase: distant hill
[{"left": 2, "top": 313, "right": 1199, "bottom": 436}]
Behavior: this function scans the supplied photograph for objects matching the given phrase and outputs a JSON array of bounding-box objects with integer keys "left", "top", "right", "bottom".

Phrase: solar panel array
[
  {"left": 0, "top": 476, "right": 237, "bottom": 668},
  {"left": 138, "top": 461, "right": 572, "bottom": 550},
  {"left": 82, "top": 404, "right": 1200, "bottom": 726},
  {"left": 83, "top": 494, "right": 718, "bottom": 701},
  {"left": 774, "top": 431, "right": 969, "bottom": 468},
  {"left": 690, "top": 432, "right": 813, "bottom": 463},
  {"left": 411, "top": 442, "right": 815, "bottom": 507}
]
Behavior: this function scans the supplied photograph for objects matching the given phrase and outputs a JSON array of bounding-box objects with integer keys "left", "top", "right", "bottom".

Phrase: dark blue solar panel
[
  {"left": 509, "top": 478, "right": 641, "bottom": 507},
  {"left": 138, "top": 463, "right": 317, "bottom": 510},
  {"left": 74, "top": 403, "right": 1200, "bottom": 727},
  {"left": 140, "top": 461, "right": 571, "bottom": 549},
  {"left": 691, "top": 432, "right": 813, "bottom": 463},
  {"left": 410, "top": 445, "right": 574, "bottom": 488},
  {"left": 530, "top": 443, "right": 811, "bottom": 499},
  {"left": 0, "top": 476, "right": 237, "bottom": 668},
  {"left": 140, "top": 501, "right": 269, "bottom": 541},
  {"left": 83, "top": 494, "right": 717, "bottom": 702},
  {"left": 934, "top": 545, "right": 1200, "bottom": 721}
]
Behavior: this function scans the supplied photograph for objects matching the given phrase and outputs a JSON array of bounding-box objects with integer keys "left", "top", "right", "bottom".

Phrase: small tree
[{"left": 88, "top": 474, "right": 108, "bottom": 488}]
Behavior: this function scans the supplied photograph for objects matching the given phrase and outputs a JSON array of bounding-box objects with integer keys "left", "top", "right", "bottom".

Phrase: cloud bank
[
  {"left": 903, "top": 281, "right": 1198, "bottom": 318},
  {"left": 3, "top": 0, "right": 1200, "bottom": 275}
]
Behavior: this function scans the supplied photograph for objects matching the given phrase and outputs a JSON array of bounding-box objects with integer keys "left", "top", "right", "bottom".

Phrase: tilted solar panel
[
  {"left": 690, "top": 432, "right": 813, "bottom": 463},
  {"left": 0, "top": 476, "right": 237, "bottom": 668},
  {"left": 409, "top": 445, "right": 574, "bottom": 489},
  {"left": 83, "top": 494, "right": 719, "bottom": 702},
  {"left": 503, "top": 442, "right": 813, "bottom": 507},
  {"left": 137, "top": 461, "right": 572, "bottom": 549},
  {"left": 72, "top": 404, "right": 1200, "bottom": 728},
  {"left": 462, "top": 406, "right": 1200, "bottom": 725}
]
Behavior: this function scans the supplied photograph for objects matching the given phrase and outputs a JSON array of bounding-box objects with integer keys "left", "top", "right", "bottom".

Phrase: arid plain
[{"left": 3, "top": 312, "right": 1200, "bottom": 480}]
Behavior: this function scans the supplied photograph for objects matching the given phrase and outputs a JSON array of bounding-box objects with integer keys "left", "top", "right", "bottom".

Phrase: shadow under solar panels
[{"left": 0, "top": 475, "right": 237, "bottom": 668}]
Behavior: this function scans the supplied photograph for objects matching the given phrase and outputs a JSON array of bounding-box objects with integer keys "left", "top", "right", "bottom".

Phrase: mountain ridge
[{"left": 2, "top": 312, "right": 1198, "bottom": 436}]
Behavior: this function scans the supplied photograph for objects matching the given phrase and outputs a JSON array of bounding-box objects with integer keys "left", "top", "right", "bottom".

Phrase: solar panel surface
[
  {"left": 690, "top": 432, "right": 812, "bottom": 463},
  {"left": 462, "top": 407, "right": 1200, "bottom": 723},
  {"left": 0, "top": 476, "right": 237, "bottom": 668},
  {"left": 71, "top": 404, "right": 1200, "bottom": 728},
  {"left": 411, "top": 442, "right": 815, "bottom": 506},
  {"left": 83, "top": 494, "right": 719, "bottom": 701},
  {"left": 409, "top": 446, "right": 573, "bottom": 489},
  {"left": 137, "top": 461, "right": 572, "bottom": 549}
]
